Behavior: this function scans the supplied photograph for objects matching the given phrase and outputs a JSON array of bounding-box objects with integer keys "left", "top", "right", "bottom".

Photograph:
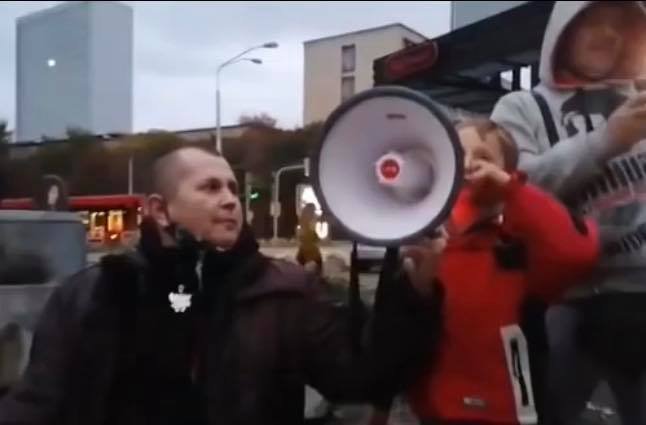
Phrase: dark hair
[
  {"left": 456, "top": 118, "right": 519, "bottom": 171},
  {"left": 151, "top": 146, "right": 222, "bottom": 197},
  {"left": 33, "top": 174, "right": 69, "bottom": 211}
]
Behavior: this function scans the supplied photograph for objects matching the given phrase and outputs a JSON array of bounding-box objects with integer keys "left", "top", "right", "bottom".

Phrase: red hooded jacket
[{"left": 408, "top": 174, "right": 599, "bottom": 425}]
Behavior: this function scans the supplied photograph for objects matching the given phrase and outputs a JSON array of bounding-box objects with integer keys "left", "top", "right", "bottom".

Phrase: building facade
[
  {"left": 303, "top": 23, "right": 426, "bottom": 125},
  {"left": 16, "top": 1, "right": 133, "bottom": 143}
]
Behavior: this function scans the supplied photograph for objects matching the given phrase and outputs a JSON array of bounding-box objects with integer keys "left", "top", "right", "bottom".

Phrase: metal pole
[
  {"left": 349, "top": 241, "right": 360, "bottom": 357},
  {"left": 271, "top": 163, "right": 307, "bottom": 241},
  {"left": 272, "top": 170, "right": 280, "bottom": 240},
  {"left": 215, "top": 67, "right": 222, "bottom": 154},
  {"left": 512, "top": 67, "right": 521, "bottom": 90},
  {"left": 531, "top": 62, "right": 540, "bottom": 88},
  {"left": 215, "top": 43, "right": 273, "bottom": 154},
  {"left": 127, "top": 155, "right": 133, "bottom": 195}
]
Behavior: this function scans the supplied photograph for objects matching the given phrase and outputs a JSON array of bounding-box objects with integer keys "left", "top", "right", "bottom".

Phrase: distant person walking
[{"left": 296, "top": 203, "right": 323, "bottom": 274}]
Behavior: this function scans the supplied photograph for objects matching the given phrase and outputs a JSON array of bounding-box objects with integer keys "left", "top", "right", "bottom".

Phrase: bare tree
[
  {"left": 0, "top": 121, "right": 9, "bottom": 145},
  {"left": 238, "top": 113, "right": 278, "bottom": 128}
]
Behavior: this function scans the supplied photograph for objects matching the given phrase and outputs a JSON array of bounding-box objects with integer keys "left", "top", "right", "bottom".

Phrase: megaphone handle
[
  {"left": 351, "top": 244, "right": 400, "bottom": 357},
  {"left": 374, "top": 246, "right": 403, "bottom": 308},
  {"left": 405, "top": 224, "right": 447, "bottom": 275},
  {"left": 349, "top": 241, "right": 362, "bottom": 357}
]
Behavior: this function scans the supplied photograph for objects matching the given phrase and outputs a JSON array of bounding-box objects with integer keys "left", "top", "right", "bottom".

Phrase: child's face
[
  {"left": 560, "top": 3, "right": 630, "bottom": 81},
  {"left": 458, "top": 126, "right": 506, "bottom": 174}
]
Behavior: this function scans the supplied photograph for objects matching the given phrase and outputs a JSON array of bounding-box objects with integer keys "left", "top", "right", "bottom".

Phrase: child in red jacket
[{"left": 403, "top": 118, "right": 600, "bottom": 425}]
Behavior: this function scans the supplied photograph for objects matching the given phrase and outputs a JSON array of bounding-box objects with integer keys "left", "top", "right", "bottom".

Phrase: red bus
[{"left": 0, "top": 194, "right": 145, "bottom": 247}]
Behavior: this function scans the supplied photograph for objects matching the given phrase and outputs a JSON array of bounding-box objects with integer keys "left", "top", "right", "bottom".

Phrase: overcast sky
[{"left": 0, "top": 1, "right": 451, "bottom": 132}]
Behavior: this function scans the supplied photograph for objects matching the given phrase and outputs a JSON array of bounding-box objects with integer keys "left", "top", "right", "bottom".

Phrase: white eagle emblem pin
[{"left": 169, "top": 284, "right": 192, "bottom": 313}]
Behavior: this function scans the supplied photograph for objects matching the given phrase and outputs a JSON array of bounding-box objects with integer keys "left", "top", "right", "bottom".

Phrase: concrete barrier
[
  {"left": 0, "top": 283, "right": 58, "bottom": 387},
  {"left": 0, "top": 210, "right": 86, "bottom": 391}
]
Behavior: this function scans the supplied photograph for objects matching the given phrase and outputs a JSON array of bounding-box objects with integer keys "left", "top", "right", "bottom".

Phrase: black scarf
[
  {"left": 136, "top": 218, "right": 268, "bottom": 308},
  {"left": 103, "top": 219, "right": 269, "bottom": 425},
  {"left": 135, "top": 217, "right": 270, "bottom": 373}
]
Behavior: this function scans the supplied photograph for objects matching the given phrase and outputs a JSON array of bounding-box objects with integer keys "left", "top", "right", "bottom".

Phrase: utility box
[{"left": 0, "top": 210, "right": 86, "bottom": 392}]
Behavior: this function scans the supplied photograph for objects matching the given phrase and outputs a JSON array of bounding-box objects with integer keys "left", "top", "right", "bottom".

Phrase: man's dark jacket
[{"left": 0, "top": 232, "right": 440, "bottom": 425}]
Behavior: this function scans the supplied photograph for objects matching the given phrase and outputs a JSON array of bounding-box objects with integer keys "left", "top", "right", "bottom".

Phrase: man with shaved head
[
  {"left": 148, "top": 147, "right": 244, "bottom": 249},
  {"left": 0, "top": 146, "right": 444, "bottom": 425}
]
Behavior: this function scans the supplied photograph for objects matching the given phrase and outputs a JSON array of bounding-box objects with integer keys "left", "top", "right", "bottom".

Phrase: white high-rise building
[{"left": 15, "top": 1, "right": 133, "bottom": 142}]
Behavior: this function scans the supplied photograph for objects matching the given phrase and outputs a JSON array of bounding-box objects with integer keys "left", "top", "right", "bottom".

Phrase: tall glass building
[{"left": 15, "top": 1, "right": 133, "bottom": 142}]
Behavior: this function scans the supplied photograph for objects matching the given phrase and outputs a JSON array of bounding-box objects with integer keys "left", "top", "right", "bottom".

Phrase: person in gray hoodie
[{"left": 492, "top": 2, "right": 646, "bottom": 424}]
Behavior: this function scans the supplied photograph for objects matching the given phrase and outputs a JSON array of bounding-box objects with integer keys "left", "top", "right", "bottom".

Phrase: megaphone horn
[{"left": 311, "top": 86, "right": 463, "bottom": 246}]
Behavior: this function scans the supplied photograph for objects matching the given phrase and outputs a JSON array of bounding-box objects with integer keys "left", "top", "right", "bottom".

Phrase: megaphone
[{"left": 311, "top": 86, "right": 463, "bottom": 246}]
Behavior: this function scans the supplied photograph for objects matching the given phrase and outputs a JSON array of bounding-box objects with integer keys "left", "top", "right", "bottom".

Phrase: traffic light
[{"left": 249, "top": 190, "right": 260, "bottom": 201}]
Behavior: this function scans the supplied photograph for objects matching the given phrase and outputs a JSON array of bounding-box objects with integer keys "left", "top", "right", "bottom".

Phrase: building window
[
  {"left": 341, "top": 76, "right": 355, "bottom": 101},
  {"left": 341, "top": 44, "right": 356, "bottom": 73}
]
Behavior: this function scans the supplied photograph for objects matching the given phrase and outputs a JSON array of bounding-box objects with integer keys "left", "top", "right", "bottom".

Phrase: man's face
[
  {"left": 563, "top": 3, "right": 629, "bottom": 81},
  {"left": 154, "top": 150, "right": 243, "bottom": 250}
]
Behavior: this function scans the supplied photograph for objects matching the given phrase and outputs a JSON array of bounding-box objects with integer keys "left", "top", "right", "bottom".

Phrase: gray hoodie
[{"left": 491, "top": 1, "right": 646, "bottom": 298}]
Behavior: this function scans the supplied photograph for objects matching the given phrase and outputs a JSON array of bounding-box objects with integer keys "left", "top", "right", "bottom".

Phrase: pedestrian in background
[{"left": 297, "top": 202, "right": 323, "bottom": 274}]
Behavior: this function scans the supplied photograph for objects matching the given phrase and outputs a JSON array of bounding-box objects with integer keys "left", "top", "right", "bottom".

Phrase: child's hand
[
  {"left": 606, "top": 92, "right": 646, "bottom": 156},
  {"left": 464, "top": 159, "right": 512, "bottom": 206},
  {"left": 465, "top": 158, "right": 511, "bottom": 187}
]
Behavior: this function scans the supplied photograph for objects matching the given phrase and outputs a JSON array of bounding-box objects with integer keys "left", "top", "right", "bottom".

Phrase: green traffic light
[{"left": 250, "top": 191, "right": 260, "bottom": 200}]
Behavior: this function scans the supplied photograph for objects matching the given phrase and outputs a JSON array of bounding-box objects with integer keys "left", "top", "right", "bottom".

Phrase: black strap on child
[{"left": 531, "top": 91, "right": 559, "bottom": 147}]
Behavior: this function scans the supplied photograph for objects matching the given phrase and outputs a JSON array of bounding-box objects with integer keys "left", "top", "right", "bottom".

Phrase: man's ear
[{"left": 146, "top": 194, "right": 171, "bottom": 228}]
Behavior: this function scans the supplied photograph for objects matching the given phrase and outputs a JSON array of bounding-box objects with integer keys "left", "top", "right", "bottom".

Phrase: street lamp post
[
  {"left": 215, "top": 41, "right": 279, "bottom": 154},
  {"left": 271, "top": 159, "right": 310, "bottom": 241},
  {"left": 127, "top": 155, "right": 133, "bottom": 195}
]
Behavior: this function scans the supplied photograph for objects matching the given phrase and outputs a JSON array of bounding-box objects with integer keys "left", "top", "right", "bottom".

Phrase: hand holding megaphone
[{"left": 401, "top": 228, "right": 448, "bottom": 297}]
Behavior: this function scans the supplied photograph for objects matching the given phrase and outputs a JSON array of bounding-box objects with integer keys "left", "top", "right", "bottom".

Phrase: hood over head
[{"left": 539, "top": 1, "right": 646, "bottom": 88}]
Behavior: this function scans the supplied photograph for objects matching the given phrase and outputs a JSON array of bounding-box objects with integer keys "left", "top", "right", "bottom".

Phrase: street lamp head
[
  {"left": 263, "top": 41, "right": 279, "bottom": 49},
  {"left": 250, "top": 58, "right": 262, "bottom": 64}
]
